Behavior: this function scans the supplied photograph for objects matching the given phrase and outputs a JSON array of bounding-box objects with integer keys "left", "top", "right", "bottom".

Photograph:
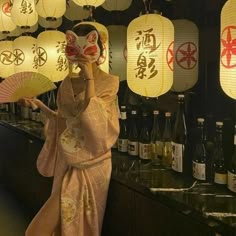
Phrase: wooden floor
[{"left": 0, "top": 186, "right": 31, "bottom": 236}]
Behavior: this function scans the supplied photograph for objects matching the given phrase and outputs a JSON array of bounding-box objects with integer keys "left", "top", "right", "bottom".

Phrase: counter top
[{"left": 1, "top": 113, "right": 236, "bottom": 235}]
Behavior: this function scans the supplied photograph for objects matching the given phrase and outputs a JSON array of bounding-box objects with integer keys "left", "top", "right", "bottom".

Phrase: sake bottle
[
  {"left": 192, "top": 118, "right": 207, "bottom": 181},
  {"left": 118, "top": 106, "right": 128, "bottom": 153},
  {"left": 162, "top": 112, "right": 172, "bottom": 169},
  {"left": 172, "top": 94, "right": 188, "bottom": 174},
  {"left": 227, "top": 124, "right": 236, "bottom": 192},
  {"left": 150, "top": 110, "right": 162, "bottom": 165},
  {"left": 139, "top": 111, "right": 151, "bottom": 160},
  {"left": 128, "top": 109, "right": 139, "bottom": 157},
  {"left": 213, "top": 121, "right": 227, "bottom": 185}
]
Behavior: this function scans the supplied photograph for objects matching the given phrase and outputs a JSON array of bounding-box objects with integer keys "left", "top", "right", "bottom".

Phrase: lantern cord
[{"left": 143, "top": 0, "right": 149, "bottom": 13}]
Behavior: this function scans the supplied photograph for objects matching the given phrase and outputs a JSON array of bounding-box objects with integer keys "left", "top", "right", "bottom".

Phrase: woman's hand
[
  {"left": 18, "top": 97, "right": 43, "bottom": 110},
  {"left": 75, "top": 54, "right": 94, "bottom": 80}
]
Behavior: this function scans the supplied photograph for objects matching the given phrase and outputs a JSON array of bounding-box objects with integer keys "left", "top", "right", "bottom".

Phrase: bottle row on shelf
[
  {"left": 115, "top": 94, "right": 236, "bottom": 194},
  {"left": 0, "top": 90, "right": 57, "bottom": 124}
]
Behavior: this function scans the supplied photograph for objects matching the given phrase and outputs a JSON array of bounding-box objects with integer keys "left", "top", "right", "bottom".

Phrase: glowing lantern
[
  {"left": 13, "top": 35, "right": 37, "bottom": 73},
  {"left": 72, "top": 0, "right": 105, "bottom": 7},
  {"left": 102, "top": 0, "right": 132, "bottom": 11},
  {"left": 37, "top": 30, "right": 69, "bottom": 82},
  {"left": 107, "top": 25, "right": 127, "bottom": 81},
  {"left": 171, "top": 19, "right": 199, "bottom": 92},
  {"left": 35, "top": 0, "right": 66, "bottom": 19},
  {"left": 127, "top": 14, "right": 174, "bottom": 97},
  {"left": 64, "top": 0, "right": 89, "bottom": 21},
  {"left": 38, "top": 17, "right": 62, "bottom": 29},
  {"left": 220, "top": 0, "right": 236, "bottom": 99},
  {"left": 78, "top": 21, "right": 109, "bottom": 73},
  {"left": 0, "top": 40, "right": 15, "bottom": 78},
  {"left": 0, "top": 0, "right": 16, "bottom": 33},
  {"left": 11, "top": 0, "right": 38, "bottom": 28}
]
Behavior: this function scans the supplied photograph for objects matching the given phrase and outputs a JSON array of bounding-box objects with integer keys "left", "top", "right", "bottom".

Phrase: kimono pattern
[{"left": 36, "top": 69, "right": 119, "bottom": 236}]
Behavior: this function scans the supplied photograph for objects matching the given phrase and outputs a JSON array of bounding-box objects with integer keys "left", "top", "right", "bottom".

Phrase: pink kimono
[{"left": 36, "top": 69, "right": 119, "bottom": 236}]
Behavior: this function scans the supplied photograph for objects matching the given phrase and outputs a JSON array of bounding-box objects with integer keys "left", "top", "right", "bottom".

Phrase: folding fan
[{"left": 0, "top": 71, "right": 56, "bottom": 103}]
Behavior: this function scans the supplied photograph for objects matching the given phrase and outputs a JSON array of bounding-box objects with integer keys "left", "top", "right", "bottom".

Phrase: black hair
[{"left": 72, "top": 23, "right": 103, "bottom": 57}]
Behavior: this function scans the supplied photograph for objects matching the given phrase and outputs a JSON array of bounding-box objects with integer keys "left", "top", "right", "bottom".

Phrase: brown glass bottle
[{"left": 172, "top": 94, "right": 188, "bottom": 174}]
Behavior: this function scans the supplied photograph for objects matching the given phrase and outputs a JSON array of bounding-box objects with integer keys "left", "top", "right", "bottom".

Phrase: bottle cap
[
  {"left": 165, "top": 112, "right": 171, "bottom": 117},
  {"left": 131, "top": 110, "right": 137, "bottom": 115},
  {"left": 197, "top": 118, "right": 204, "bottom": 123},
  {"left": 178, "top": 94, "right": 184, "bottom": 98},
  {"left": 153, "top": 110, "right": 159, "bottom": 115},
  {"left": 216, "top": 121, "right": 223, "bottom": 127}
]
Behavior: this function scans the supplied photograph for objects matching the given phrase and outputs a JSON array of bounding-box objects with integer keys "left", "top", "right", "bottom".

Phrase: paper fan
[{"left": 0, "top": 71, "right": 57, "bottom": 103}]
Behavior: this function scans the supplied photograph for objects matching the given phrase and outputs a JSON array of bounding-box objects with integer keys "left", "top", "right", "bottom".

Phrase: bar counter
[{"left": 0, "top": 112, "right": 235, "bottom": 236}]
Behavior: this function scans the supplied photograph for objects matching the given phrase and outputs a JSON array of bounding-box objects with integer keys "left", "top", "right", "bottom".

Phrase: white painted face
[{"left": 65, "top": 30, "right": 101, "bottom": 64}]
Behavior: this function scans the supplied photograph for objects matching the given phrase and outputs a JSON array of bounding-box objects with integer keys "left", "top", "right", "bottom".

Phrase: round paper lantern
[
  {"left": 72, "top": 0, "right": 105, "bottom": 8},
  {"left": 127, "top": 14, "right": 174, "bottom": 97},
  {"left": 107, "top": 25, "right": 127, "bottom": 81},
  {"left": 35, "top": 0, "right": 66, "bottom": 19},
  {"left": 8, "top": 26, "right": 22, "bottom": 37},
  {"left": 37, "top": 30, "right": 69, "bottom": 82},
  {"left": 102, "top": 0, "right": 132, "bottom": 11},
  {"left": 11, "top": 0, "right": 38, "bottom": 28},
  {"left": 0, "top": 0, "right": 16, "bottom": 33},
  {"left": 64, "top": 0, "right": 89, "bottom": 21},
  {"left": 220, "top": 0, "right": 236, "bottom": 99},
  {"left": 0, "top": 40, "right": 15, "bottom": 78},
  {"left": 38, "top": 17, "right": 62, "bottom": 29},
  {"left": 171, "top": 19, "right": 199, "bottom": 92},
  {"left": 78, "top": 21, "right": 109, "bottom": 73},
  {"left": 13, "top": 35, "right": 37, "bottom": 73}
]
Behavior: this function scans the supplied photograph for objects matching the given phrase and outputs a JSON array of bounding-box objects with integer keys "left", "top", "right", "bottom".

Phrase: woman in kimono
[{"left": 24, "top": 23, "right": 120, "bottom": 236}]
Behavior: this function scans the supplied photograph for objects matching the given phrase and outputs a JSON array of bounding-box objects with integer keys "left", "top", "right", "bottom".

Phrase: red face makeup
[{"left": 65, "top": 30, "right": 101, "bottom": 64}]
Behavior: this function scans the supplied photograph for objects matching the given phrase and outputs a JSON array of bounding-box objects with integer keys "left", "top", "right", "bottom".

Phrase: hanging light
[
  {"left": 64, "top": 0, "right": 89, "bottom": 21},
  {"left": 127, "top": 13, "right": 174, "bottom": 97},
  {"left": 11, "top": 0, "right": 38, "bottom": 28},
  {"left": 171, "top": 19, "right": 199, "bottom": 92},
  {"left": 35, "top": 0, "right": 66, "bottom": 19},
  {"left": 38, "top": 17, "right": 62, "bottom": 29},
  {"left": 13, "top": 35, "right": 37, "bottom": 73},
  {"left": 0, "top": 0, "right": 16, "bottom": 33},
  {"left": 37, "top": 30, "right": 69, "bottom": 82},
  {"left": 72, "top": 0, "right": 105, "bottom": 8},
  {"left": 220, "top": 0, "right": 236, "bottom": 99},
  {"left": 107, "top": 25, "right": 127, "bottom": 81},
  {"left": 78, "top": 21, "right": 109, "bottom": 73},
  {"left": 102, "top": 0, "right": 132, "bottom": 11},
  {"left": 0, "top": 39, "right": 15, "bottom": 78}
]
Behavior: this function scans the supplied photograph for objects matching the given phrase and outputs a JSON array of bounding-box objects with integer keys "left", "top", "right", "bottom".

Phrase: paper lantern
[
  {"left": 35, "top": 0, "right": 66, "bottom": 19},
  {"left": 13, "top": 35, "right": 37, "bottom": 73},
  {"left": 72, "top": 0, "right": 105, "bottom": 7},
  {"left": 220, "top": 0, "right": 236, "bottom": 99},
  {"left": 78, "top": 21, "right": 109, "bottom": 73},
  {"left": 38, "top": 17, "right": 62, "bottom": 29},
  {"left": 127, "top": 14, "right": 174, "bottom": 97},
  {"left": 64, "top": 0, "right": 89, "bottom": 21},
  {"left": 102, "top": 0, "right": 132, "bottom": 11},
  {"left": 171, "top": 19, "right": 199, "bottom": 92},
  {"left": 37, "top": 30, "right": 69, "bottom": 82},
  {"left": 11, "top": 0, "right": 38, "bottom": 28},
  {"left": 107, "top": 25, "right": 127, "bottom": 81},
  {"left": 0, "top": 0, "right": 16, "bottom": 33},
  {"left": 0, "top": 40, "right": 15, "bottom": 78}
]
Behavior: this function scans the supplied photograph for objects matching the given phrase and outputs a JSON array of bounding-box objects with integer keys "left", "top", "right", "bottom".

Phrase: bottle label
[
  {"left": 171, "top": 142, "right": 184, "bottom": 172},
  {"left": 118, "top": 139, "right": 128, "bottom": 152},
  {"left": 128, "top": 141, "right": 139, "bottom": 156},
  {"left": 139, "top": 143, "right": 151, "bottom": 159},
  {"left": 192, "top": 161, "right": 206, "bottom": 180},
  {"left": 214, "top": 172, "right": 227, "bottom": 184},
  {"left": 156, "top": 141, "right": 163, "bottom": 157},
  {"left": 227, "top": 171, "right": 236, "bottom": 192}
]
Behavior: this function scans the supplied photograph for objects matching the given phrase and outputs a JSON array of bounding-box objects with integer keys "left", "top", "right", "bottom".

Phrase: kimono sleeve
[{"left": 80, "top": 76, "right": 120, "bottom": 157}]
